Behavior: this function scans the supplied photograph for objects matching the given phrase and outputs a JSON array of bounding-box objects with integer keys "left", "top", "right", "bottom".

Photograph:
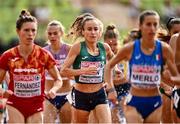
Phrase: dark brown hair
[
  {"left": 137, "top": 10, "right": 160, "bottom": 38},
  {"left": 104, "top": 24, "right": 119, "bottom": 41},
  {"left": 68, "top": 13, "right": 103, "bottom": 40},
  {"left": 166, "top": 17, "right": 180, "bottom": 31},
  {"left": 16, "top": 9, "right": 37, "bottom": 30},
  {"left": 158, "top": 17, "right": 180, "bottom": 43}
]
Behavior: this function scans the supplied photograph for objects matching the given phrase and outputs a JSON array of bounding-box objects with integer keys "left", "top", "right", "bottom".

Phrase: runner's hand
[
  {"left": 46, "top": 89, "right": 56, "bottom": 99},
  {"left": 107, "top": 89, "right": 118, "bottom": 105},
  {"left": 0, "top": 89, "right": 13, "bottom": 98},
  {"left": 162, "top": 69, "right": 172, "bottom": 83},
  {"left": 82, "top": 66, "right": 98, "bottom": 75},
  {"left": 3, "top": 90, "right": 13, "bottom": 98}
]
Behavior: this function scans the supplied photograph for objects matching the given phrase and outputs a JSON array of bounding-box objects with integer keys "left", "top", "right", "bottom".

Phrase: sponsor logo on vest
[
  {"left": 82, "top": 56, "right": 88, "bottom": 60},
  {"left": 135, "top": 54, "right": 141, "bottom": 60},
  {"left": 14, "top": 68, "right": 38, "bottom": 73}
]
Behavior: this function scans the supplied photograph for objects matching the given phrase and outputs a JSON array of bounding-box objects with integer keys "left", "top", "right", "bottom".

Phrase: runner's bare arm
[
  {"left": 105, "top": 42, "right": 134, "bottom": 104},
  {"left": 0, "top": 69, "right": 6, "bottom": 84},
  {"left": 103, "top": 43, "right": 114, "bottom": 60},
  {"left": 0, "top": 69, "right": 13, "bottom": 98},
  {"left": 61, "top": 43, "right": 97, "bottom": 77},
  {"left": 175, "top": 33, "right": 180, "bottom": 71},
  {"left": 169, "top": 33, "right": 179, "bottom": 53},
  {"left": 47, "top": 65, "right": 63, "bottom": 99},
  {"left": 162, "top": 42, "right": 179, "bottom": 86},
  {"left": 105, "top": 42, "right": 134, "bottom": 89}
]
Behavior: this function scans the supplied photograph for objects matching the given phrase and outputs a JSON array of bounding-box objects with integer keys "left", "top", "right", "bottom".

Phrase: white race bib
[
  {"left": 79, "top": 61, "right": 104, "bottom": 83},
  {"left": 14, "top": 74, "right": 41, "bottom": 97}
]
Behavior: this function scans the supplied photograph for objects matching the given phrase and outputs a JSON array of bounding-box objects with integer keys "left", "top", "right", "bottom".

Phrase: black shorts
[
  {"left": 47, "top": 95, "right": 68, "bottom": 110},
  {"left": 71, "top": 87, "right": 108, "bottom": 112},
  {"left": 115, "top": 83, "right": 131, "bottom": 100},
  {"left": 172, "top": 88, "right": 180, "bottom": 118}
]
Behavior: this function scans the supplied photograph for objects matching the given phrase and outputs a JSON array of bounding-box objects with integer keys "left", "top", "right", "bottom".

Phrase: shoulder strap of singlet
[
  {"left": 61, "top": 42, "right": 69, "bottom": 54},
  {"left": 80, "top": 41, "right": 86, "bottom": 54},
  {"left": 43, "top": 44, "right": 50, "bottom": 51},
  {"left": 155, "top": 39, "right": 164, "bottom": 72},
  {"left": 98, "top": 42, "right": 105, "bottom": 52},
  {"left": 131, "top": 39, "right": 140, "bottom": 60}
]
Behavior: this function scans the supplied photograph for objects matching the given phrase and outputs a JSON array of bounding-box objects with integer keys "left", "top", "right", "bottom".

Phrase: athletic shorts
[
  {"left": 115, "top": 83, "right": 131, "bottom": 100},
  {"left": 47, "top": 95, "right": 68, "bottom": 110},
  {"left": 7, "top": 96, "right": 43, "bottom": 120},
  {"left": 126, "top": 94, "right": 162, "bottom": 119},
  {"left": 71, "top": 87, "right": 108, "bottom": 112}
]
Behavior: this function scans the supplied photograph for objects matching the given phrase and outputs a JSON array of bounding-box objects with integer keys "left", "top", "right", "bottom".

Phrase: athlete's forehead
[
  {"left": 141, "top": 15, "right": 159, "bottom": 24},
  {"left": 20, "top": 22, "right": 37, "bottom": 30},
  {"left": 47, "top": 25, "right": 60, "bottom": 32},
  {"left": 83, "top": 20, "right": 100, "bottom": 29},
  {"left": 83, "top": 20, "right": 100, "bottom": 28}
]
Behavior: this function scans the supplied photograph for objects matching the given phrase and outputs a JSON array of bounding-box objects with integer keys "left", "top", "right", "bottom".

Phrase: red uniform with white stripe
[{"left": 0, "top": 44, "right": 56, "bottom": 119}]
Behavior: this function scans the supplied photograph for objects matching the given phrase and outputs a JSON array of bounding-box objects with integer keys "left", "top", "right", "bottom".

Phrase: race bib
[
  {"left": 130, "top": 65, "right": 161, "bottom": 85},
  {"left": 14, "top": 74, "right": 41, "bottom": 97},
  {"left": 79, "top": 61, "right": 104, "bottom": 83}
]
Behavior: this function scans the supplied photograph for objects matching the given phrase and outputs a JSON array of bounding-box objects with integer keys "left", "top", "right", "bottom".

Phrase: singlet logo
[
  {"left": 14, "top": 68, "right": 38, "bottom": 73},
  {"left": 101, "top": 55, "right": 105, "bottom": 60},
  {"left": 82, "top": 56, "right": 88, "bottom": 60},
  {"left": 59, "top": 54, "right": 66, "bottom": 59},
  {"left": 135, "top": 54, "right": 141, "bottom": 60}
]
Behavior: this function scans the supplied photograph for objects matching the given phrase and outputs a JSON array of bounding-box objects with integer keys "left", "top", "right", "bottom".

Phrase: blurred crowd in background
[{"left": 0, "top": 0, "right": 179, "bottom": 54}]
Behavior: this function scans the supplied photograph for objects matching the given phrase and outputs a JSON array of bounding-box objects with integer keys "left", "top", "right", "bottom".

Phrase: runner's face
[
  {"left": 170, "top": 24, "right": 180, "bottom": 36},
  {"left": 47, "top": 25, "right": 62, "bottom": 44},
  {"left": 17, "top": 22, "right": 37, "bottom": 45},
  {"left": 140, "top": 15, "right": 159, "bottom": 40},
  {"left": 105, "top": 38, "right": 118, "bottom": 54},
  {"left": 82, "top": 20, "right": 101, "bottom": 43}
]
